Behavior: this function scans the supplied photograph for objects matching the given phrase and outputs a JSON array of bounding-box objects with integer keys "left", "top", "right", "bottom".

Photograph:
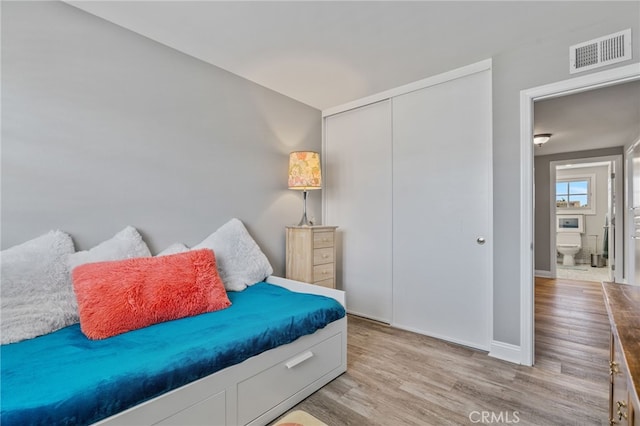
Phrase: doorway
[
  {"left": 549, "top": 157, "right": 623, "bottom": 284},
  {"left": 520, "top": 63, "right": 640, "bottom": 366}
]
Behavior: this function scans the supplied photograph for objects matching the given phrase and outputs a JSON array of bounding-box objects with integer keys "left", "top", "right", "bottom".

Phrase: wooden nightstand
[{"left": 286, "top": 226, "right": 338, "bottom": 288}]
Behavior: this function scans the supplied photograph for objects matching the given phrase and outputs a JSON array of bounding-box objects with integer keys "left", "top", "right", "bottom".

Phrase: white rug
[{"left": 556, "top": 263, "right": 611, "bottom": 281}]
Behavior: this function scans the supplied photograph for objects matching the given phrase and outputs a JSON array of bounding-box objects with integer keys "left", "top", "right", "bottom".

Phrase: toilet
[
  {"left": 556, "top": 214, "right": 584, "bottom": 267},
  {"left": 557, "top": 232, "right": 582, "bottom": 266}
]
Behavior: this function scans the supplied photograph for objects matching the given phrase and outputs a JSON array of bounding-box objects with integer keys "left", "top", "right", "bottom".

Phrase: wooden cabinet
[
  {"left": 286, "top": 226, "right": 338, "bottom": 288},
  {"left": 602, "top": 282, "right": 640, "bottom": 426}
]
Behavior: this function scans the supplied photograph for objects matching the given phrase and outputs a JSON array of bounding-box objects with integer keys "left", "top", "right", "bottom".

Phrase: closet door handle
[{"left": 477, "top": 237, "right": 486, "bottom": 245}]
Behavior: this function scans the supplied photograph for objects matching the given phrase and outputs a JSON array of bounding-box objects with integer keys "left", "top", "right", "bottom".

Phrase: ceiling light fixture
[{"left": 534, "top": 133, "right": 552, "bottom": 147}]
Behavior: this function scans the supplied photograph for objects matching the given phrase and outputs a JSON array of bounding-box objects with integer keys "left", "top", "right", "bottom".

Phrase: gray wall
[
  {"left": 4, "top": 0, "right": 640, "bottom": 349},
  {"left": 492, "top": 2, "right": 640, "bottom": 344},
  {"left": 1, "top": 1, "right": 322, "bottom": 276},
  {"left": 535, "top": 148, "right": 623, "bottom": 271}
]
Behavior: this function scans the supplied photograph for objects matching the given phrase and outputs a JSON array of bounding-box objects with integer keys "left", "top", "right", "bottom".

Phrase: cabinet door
[
  {"left": 392, "top": 69, "right": 492, "bottom": 350},
  {"left": 324, "top": 100, "right": 393, "bottom": 322}
]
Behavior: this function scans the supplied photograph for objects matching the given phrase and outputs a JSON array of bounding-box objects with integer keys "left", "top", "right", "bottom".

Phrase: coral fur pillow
[{"left": 72, "top": 249, "right": 231, "bottom": 339}]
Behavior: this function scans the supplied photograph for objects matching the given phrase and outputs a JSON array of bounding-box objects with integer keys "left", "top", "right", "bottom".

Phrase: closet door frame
[{"left": 323, "top": 59, "right": 492, "bottom": 118}]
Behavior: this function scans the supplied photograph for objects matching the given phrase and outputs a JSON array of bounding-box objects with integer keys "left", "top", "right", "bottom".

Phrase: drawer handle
[
  {"left": 285, "top": 351, "right": 314, "bottom": 369},
  {"left": 322, "top": 254, "right": 329, "bottom": 258},
  {"left": 616, "top": 401, "right": 628, "bottom": 421}
]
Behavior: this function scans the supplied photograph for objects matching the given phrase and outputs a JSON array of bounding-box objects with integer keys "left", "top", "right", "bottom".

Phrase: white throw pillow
[
  {"left": 194, "top": 218, "right": 273, "bottom": 291},
  {"left": 1, "top": 230, "right": 76, "bottom": 344},
  {"left": 68, "top": 226, "right": 151, "bottom": 271},
  {"left": 157, "top": 242, "right": 189, "bottom": 256}
]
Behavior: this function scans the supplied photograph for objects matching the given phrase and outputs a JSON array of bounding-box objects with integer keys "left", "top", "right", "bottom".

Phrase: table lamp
[{"left": 288, "top": 151, "right": 321, "bottom": 226}]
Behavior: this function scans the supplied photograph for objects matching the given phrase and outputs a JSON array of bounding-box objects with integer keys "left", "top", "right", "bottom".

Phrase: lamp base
[
  {"left": 297, "top": 190, "right": 311, "bottom": 226},
  {"left": 297, "top": 213, "right": 312, "bottom": 227}
]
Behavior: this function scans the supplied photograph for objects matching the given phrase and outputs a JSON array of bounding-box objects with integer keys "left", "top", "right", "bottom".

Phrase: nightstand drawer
[
  {"left": 313, "top": 263, "right": 334, "bottom": 282},
  {"left": 313, "top": 232, "right": 334, "bottom": 248},
  {"left": 313, "top": 247, "right": 334, "bottom": 265},
  {"left": 314, "top": 278, "right": 335, "bottom": 288}
]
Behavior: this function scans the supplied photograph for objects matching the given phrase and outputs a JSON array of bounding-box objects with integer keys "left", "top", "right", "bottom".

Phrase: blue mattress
[{"left": 1, "top": 282, "right": 345, "bottom": 426}]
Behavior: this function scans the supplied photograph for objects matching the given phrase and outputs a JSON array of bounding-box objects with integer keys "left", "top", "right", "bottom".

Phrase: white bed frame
[{"left": 95, "top": 276, "right": 347, "bottom": 426}]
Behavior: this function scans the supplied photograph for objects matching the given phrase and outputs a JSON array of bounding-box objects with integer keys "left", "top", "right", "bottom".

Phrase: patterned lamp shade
[{"left": 288, "top": 151, "right": 322, "bottom": 190}]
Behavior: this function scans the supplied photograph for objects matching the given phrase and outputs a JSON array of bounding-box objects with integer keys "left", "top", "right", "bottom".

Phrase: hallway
[{"left": 534, "top": 277, "right": 610, "bottom": 388}]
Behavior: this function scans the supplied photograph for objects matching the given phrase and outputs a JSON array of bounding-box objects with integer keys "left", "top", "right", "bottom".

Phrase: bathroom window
[{"left": 556, "top": 174, "right": 596, "bottom": 214}]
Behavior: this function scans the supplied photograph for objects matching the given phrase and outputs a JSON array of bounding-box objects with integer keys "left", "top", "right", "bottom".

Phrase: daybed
[
  {"left": 1, "top": 221, "right": 347, "bottom": 426},
  {"left": 2, "top": 276, "right": 347, "bottom": 426}
]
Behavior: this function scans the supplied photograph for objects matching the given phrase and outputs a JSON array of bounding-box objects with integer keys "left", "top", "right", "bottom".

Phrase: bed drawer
[
  {"left": 155, "top": 390, "right": 225, "bottom": 426},
  {"left": 237, "top": 333, "right": 342, "bottom": 425}
]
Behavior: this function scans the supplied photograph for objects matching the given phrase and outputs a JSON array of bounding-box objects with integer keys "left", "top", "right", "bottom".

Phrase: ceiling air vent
[{"left": 570, "top": 29, "right": 632, "bottom": 74}]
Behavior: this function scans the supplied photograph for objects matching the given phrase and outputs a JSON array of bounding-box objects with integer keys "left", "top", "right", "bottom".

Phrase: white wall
[{"left": 0, "top": 1, "right": 322, "bottom": 276}]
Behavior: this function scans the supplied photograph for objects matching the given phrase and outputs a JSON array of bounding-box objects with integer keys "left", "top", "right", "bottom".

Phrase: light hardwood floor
[{"left": 278, "top": 277, "right": 610, "bottom": 425}]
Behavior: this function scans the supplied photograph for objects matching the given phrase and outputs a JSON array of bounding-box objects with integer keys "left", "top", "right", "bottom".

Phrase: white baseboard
[
  {"left": 534, "top": 269, "right": 552, "bottom": 278},
  {"left": 489, "top": 340, "right": 521, "bottom": 364}
]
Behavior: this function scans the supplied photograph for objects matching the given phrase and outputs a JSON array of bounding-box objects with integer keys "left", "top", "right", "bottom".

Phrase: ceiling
[
  {"left": 65, "top": 1, "right": 640, "bottom": 154},
  {"left": 67, "top": 1, "right": 635, "bottom": 110},
  {"left": 534, "top": 80, "right": 640, "bottom": 156}
]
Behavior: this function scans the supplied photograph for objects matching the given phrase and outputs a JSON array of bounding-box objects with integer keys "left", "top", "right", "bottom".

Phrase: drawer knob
[
  {"left": 610, "top": 361, "right": 619, "bottom": 375},
  {"left": 285, "top": 351, "right": 314, "bottom": 369},
  {"left": 322, "top": 254, "right": 329, "bottom": 258}
]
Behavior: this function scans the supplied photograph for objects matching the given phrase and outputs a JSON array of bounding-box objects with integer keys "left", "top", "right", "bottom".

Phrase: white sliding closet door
[
  {"left": 392, "top": 70, "right": 492, "bottom": 350},
  {"left": 324, "top": 100, "right": 393, "bottom": 322}
]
